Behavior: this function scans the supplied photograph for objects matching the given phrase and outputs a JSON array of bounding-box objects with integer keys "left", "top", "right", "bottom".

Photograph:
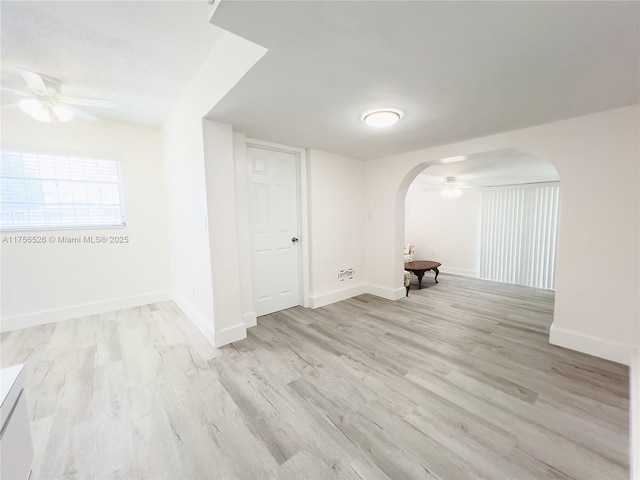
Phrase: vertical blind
[{"left": 480, "top": 183, "right": 560, "bottom": 290}]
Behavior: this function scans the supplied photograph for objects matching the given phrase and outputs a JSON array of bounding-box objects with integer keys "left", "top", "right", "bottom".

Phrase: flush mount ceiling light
[
  {"left": 440, "top": 155, "right": 467, "bottom": 164},
  {"left": 362, "top": 108, "right": 403, "bottom": 128},
  {"left": 441, "top": 177, "right": 463, "bottom": 198}
]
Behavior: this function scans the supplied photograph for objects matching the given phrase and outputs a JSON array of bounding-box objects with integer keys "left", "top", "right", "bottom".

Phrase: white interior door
[{"left": 248, "top": 146, "right": 301, "bottom": 317}]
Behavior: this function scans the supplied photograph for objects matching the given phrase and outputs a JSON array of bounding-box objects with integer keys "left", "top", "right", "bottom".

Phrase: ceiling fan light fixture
[
  {"left": 441, "top": 187, "right": 463, "bottom": 198},
  {"left": 362, "top": 108, "right": 403, "bottom": 128},
  {"left": 441, "top": 176, "right": 463, "bottom": 198},
  {"left": 19, "top": 98, "right": 51, "bottom": 123},
  {"left": 10, "top": 68, "right": 114, "bottom": 123},
  {"left": 52, "top": 105, "right": 74, "bottom": 122}
]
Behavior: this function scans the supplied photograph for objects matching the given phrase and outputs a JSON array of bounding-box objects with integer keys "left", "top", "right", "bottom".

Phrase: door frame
[{"left": 245, "top": 138, "right": 310, "bottom": 310}]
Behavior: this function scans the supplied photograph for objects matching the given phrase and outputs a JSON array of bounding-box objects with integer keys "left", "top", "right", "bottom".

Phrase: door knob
[{"left": 291, "top": 236, "right": 299, "bottom": 243}]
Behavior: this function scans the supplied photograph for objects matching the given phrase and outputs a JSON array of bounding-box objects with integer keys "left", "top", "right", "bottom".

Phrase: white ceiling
[
  {"left": 1, "top": 1, "right": 223, "bottom": 126},
  {"left": 1, "top": 0, "right": 637, "bottom": 184},
  {"left": 409, "top": 150, "right": 560, "bottom": 191},
  {"left": 208, "top": 1, "right": 639, "bottom": 160}
]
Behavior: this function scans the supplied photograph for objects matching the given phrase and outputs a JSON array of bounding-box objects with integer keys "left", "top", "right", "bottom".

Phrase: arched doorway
[{"left": 401, "top": 149, "right": 561, "bottom": 291}]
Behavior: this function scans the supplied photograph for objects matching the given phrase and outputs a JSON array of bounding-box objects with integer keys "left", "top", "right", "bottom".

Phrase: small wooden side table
[{"left": 404, "top": 260, "right": 441, "bottom": 289}]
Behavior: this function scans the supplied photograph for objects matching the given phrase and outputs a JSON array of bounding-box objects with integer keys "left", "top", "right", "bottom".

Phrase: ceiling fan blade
[
  {"left": 67, "top": 105, "right": 99, "bottom": 122},
  {"left": 0, "top": 86, "right": 29, "bottom": 97},
  {"left": 17, "top": 68, "right": 47, "bottom": 94},
  {"left": 60, "top": 97, "right": 117, "bottom": 109}
]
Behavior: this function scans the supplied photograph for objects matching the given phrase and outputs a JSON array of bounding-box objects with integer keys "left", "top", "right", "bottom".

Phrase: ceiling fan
[
  {"left": 441, "top": 177, "right": 465, "bottom": 198},
  {"left": 1, "top": 68, "right": 116, "bottom": 123},
  {"left": 413, "top": 176, "right": 482, "bottom": 197}
]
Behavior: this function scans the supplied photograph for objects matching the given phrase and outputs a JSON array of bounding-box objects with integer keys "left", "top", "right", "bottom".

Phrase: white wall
[
  {"left": 364, "top": 105, "right": 639, "bottom": 365},
  {"left": 162, "top": 89, "right": 216, "bottom": 343},
  {"left": 161, "top": 30, "right": 266, "bottom": 346},
  {"left": 405, "top": 187, "right": 481, "bottom": 277},
  {"left": 232, "top": 132, "right": 256, "bottom": 328},
  {"left": 307, "top": 149, "right": 365, "bottom": 307},
  {"left": 202, "top": 120, "right": 244, "bottom": 345},
  {"left": 0, "top": 109, "right": 169, "bottom": 330}
]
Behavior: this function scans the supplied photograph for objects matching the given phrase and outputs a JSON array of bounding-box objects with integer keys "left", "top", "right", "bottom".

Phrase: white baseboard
[
  {"left": 440, "top": 266, "right": 479, "bottom": 278},
  {"left": 549, "top": 324, "right": 632, "bottom": 365},
  {"left": 214, "top": 322, "right": 247, "bottom": 347},
  {"left": 243, "top": 311, "right": 257, "bottom": 328},
  {"left": 309, "top": 284, "right": 367, "bottom": 309},
  {"left": 0, "top": 291, "right": 170, "bottom": 333},
  {"left": 309, "top": 283, "right": 410, "bottom": 309},
  {"left": 172, "top": 294, "right": 247, "bottom": 348},
  {"left": 308, "top": 282, "right": 413, "bottom": 309},
  {"left": 366, "top": 284, "right": 406, "bottom": 301},
  {"left": 171, "top": 293, "right": 216, "bottom": 346}
]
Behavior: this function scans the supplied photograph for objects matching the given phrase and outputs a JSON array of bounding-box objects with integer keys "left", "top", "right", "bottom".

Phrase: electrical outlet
[{"left": 338, "top": 268, "right": 356, "bottom": 281}]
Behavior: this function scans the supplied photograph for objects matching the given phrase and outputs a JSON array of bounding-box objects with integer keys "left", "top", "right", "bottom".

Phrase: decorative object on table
[{"left": 404, "top": 244, "right": 415, "bottom": 262}]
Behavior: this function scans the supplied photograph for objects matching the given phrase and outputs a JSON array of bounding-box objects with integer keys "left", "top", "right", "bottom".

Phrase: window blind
[{"left": 0, "top": 150, "right": 126, "bottom": 230}]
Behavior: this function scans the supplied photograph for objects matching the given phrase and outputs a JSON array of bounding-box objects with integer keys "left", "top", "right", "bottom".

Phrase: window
[
  {"left": 1, "top": 150, "right": 126, "bottom": 230},
  {"left": 480, "top": 182, "right": 560, "bottom": 290}
]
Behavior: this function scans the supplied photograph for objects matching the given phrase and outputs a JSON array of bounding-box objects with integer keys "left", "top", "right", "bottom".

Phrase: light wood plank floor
[{"left": 1, "top": 275, "right": 629, "bottom": 479}]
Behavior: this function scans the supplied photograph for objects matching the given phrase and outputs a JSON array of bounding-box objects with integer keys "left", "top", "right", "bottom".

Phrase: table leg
[
  {"left": 434, "top": 267, "right": 439, "bottom": 283},
  {"left": 416, "top": 271, "right": 425, "bottom": 289}
]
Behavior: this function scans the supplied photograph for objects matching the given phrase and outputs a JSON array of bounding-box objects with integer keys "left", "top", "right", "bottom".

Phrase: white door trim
[{"left": 245, "top": 138, "right": 310, "bottom": 309}]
